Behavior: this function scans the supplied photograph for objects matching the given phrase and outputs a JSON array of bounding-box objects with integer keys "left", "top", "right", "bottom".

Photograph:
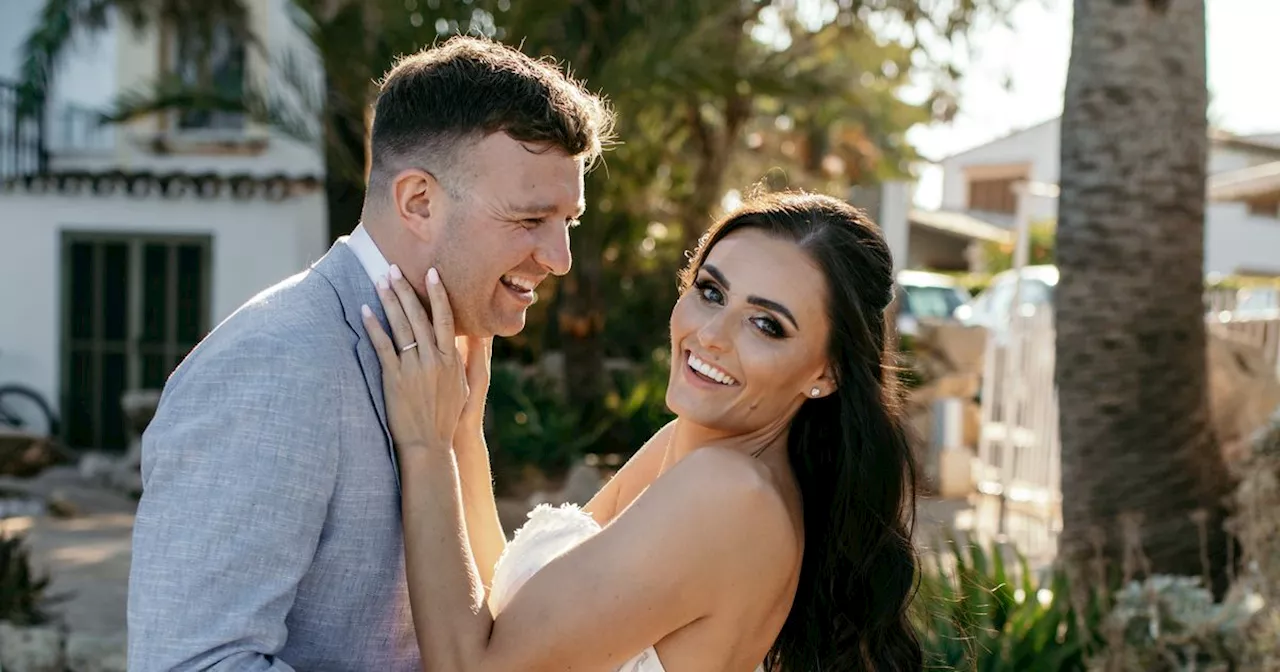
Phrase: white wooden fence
[
  {"left": 972, "top": 293, "right": 1280, "bottom": 563},
  {"left": 1206, "top": 288, "right": 1280, "bottom": 378},
  {"left": 974, "top": 308, "right": 1061, "bottom": 562}
]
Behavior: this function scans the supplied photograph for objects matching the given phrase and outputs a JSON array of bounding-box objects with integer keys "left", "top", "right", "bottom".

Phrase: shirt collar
[{"left": 347, "top": 223, "right": 391, "bottom": 285}]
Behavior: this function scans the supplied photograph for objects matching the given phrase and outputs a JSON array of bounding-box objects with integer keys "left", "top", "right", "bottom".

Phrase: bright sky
[{"left": 906, "top": 0, "right": 1280, "bottom": 208}]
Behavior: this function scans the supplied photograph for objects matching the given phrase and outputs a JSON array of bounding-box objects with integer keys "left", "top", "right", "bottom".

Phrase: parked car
[
  {"left": 893, "top": 270, "right": 974, "bottom": 337},
  {"left": 1231, "top": 286, "right": 1280, "bottom": 320},
  {"left": 955, "top": 265, "right": 1058, "bottom": 342}
]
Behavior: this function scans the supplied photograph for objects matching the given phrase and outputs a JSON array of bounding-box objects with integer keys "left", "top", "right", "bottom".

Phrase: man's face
[{"left": 433, "top": 132, "right": 585, "bottom": 337}]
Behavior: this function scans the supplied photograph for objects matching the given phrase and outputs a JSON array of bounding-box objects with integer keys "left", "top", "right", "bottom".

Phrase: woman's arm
[
  {"left": 452, "top": 336, "right": 504, "bottom": 590},
  {"left": 400, "top": 441, "right": 794, "bottom": 672},
  {"left": 363, "top": 269, "right": 797, "bottom": 672},
  {"left": 455, "top": 424, "right": 505, "bottom": 590},
  {"left": 582, "top": 418, "right": 675, "bottom": 526},
  {"left": 371, "top": 269, "right": 505, "bottom": 588}
]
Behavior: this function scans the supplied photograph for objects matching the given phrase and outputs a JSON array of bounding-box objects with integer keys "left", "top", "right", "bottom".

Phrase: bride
[{"left": 361, "top": 190, "right": 923, "bottom": 671}]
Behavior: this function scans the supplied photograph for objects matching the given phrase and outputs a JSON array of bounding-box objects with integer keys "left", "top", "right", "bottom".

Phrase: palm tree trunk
[{"left": 1057, "top": 0, "right": 1231, "bottom": 594}]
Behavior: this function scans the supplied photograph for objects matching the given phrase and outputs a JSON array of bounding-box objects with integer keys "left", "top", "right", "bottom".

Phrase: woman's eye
[
  {"left": 752, "top": 317, "right": 785, "bottom": 338},
  {"left": 695, "top": 281, "right": 723, "bottom": 304}
]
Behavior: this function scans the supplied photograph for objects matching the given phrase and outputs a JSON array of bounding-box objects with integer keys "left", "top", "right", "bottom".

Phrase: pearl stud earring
[{"left": 810, "top": 387, "right": 821, "bottom": 397}]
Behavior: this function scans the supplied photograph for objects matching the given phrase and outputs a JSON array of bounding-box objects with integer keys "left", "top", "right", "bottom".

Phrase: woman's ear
[{"left": 805, "top": 366, "right": 838, "bottom": 399}]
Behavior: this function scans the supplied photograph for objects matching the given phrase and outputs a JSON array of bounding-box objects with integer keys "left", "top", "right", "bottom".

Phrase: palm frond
[{"left": 17, "top": 0, "right": 256, "bottom": 117}]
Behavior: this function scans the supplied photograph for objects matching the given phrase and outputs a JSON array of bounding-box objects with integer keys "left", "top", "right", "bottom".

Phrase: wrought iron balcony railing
[{"left": 0, "top": 79, "right": 48, "bottom": 181}]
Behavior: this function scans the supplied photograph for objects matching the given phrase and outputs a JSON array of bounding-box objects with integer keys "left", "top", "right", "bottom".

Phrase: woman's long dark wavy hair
[{"left": 679, "top": 190, "right": 922, "bottom": 672}]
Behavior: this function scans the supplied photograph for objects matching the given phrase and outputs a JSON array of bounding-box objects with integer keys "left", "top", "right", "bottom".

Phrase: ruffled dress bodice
[
  {"left": 487, "top": 504, "right": 765, "bottom": 672},
  {"left": 487, "top": 504, "right": 667, "bottom": 671}
]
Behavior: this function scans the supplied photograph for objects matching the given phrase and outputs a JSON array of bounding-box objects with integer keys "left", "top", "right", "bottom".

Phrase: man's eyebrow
[{"left": 507, "top": 202, "right": 586, "bottom": 218}]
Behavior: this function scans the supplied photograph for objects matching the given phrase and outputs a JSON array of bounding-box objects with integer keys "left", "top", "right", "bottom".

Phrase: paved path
[{"left": 1, "top": 466, "right": 136, "bottom": 640}]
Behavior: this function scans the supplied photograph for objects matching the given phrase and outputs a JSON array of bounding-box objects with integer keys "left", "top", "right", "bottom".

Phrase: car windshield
[
  {"left": 1238, "top": 289, "right": 1278, "bottom": 314},
  {"left": 903, "top": 285, "right": 968, "bottom": 319}
]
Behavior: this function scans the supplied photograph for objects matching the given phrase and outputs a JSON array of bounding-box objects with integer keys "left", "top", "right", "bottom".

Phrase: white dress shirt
[{"left": 347, "top": 223, "right": 392, "bottom": 285}]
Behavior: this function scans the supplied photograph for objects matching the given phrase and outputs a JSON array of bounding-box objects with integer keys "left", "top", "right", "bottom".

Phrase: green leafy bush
[
  {"left": 915, "top": 535, "right": 1105, "bottom": 672},
  {"left": 0, "top": 532, "right": 53, "bottom": 626},
  {"left": 484, "top": 348, "right": 675, "bottom": 493}
]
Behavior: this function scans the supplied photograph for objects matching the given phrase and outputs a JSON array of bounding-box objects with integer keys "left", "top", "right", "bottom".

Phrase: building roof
[
  {"left": 1208, "top": 129, "right": 1280, "bottom": 159},
  {"left": 1208, "top": 161, "right": 1280, "bottom": 201},
  {"left": 1, "top": 170, "right": 323, "bottom": 200},
  {"left": 1245, "top": 132, "right": 1280, "bottom": 149},
  {"left": 908, "top": 209, "right": 1016, "bottom": 244},
  {"left": 929, "top": 117, "right": 1280, "bottom": 164},
  {"left": 927, "top": 117, "right": 1059, "bottom": 163}
]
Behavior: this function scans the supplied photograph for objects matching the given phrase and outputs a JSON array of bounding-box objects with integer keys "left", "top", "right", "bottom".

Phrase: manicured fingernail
[
  {"left": 377, "top": 277, "right": 389, "bottom": 291},
  {"left": 390, "top": 264, "right": 402, "bottom": 280},
  {"left": 428, "top": 267, "right": 439, "bottom": 285},
  {"left": 361, "top": 304, "right": 372, "bottom": 318}
]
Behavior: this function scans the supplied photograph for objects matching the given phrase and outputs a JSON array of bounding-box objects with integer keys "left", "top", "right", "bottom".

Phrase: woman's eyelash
[{"left": 752, "top": 317, "right": 784, "bottom": 338}]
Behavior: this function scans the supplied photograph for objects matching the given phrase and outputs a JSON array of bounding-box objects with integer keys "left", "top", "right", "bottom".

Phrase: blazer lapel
[{"left": 313, "top": 241, "right": 400, "bottom": 491}]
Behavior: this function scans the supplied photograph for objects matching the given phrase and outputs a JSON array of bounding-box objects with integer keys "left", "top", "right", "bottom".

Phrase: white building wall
[
  {"left": 0, "top": 191, "right": 327, "bottom": 407},
  {"left": 1205, "top": 202, "right": 1280, "bottom": 276},
  {"left": 1249, "top": 133, "right": 1280, "bottom": 149},
  {"left": 1208, "top": 145, "right": 1278, "bottom": 175},
  {"left": 940, "top": 118, "right": 1061, "bottom": 212}
]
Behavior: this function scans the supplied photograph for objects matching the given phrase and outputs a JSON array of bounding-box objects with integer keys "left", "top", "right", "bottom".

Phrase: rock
[
  {"left": 75, "top": 452, "right": 141, "bottom": 499},
  {"left": 76, "top": 453, "right": 116, "bottom": 485},
  {"left": 0, "top": 433, "right": 63, "bottom": 479},
  {"left": 45, "top": 492, "right": 79, "bottom": 518},
  {"left": 0, "top": 622, "right": 65, "bottom": 672},
  {"left": 1208, "top": 332, "right": 1280, "bottom": 465},
  {"left": 66, "top": 632, "right": 127, "bottom": 672}
]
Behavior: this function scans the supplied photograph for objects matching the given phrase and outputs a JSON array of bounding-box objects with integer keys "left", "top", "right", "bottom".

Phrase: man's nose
[{"left": 534, "top": 221, "right": 573, "bottom": 276}]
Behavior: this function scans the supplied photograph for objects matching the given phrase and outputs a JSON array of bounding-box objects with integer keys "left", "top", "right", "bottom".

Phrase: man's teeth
[
  {"left": 503, "top": 275, "right": 536, "bottom": 292},
  {"left": 687, "top": 352, "right": 738, "bottom": 385}
]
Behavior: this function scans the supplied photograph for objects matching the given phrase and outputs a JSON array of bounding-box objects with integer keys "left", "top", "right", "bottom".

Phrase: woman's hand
[{"left": 362, "top": 265, "right": 468, "bottom": 452}]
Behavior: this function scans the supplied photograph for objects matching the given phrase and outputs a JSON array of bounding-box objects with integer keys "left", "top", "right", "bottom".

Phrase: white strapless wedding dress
[{"left": 487, "top": 503, "right": 766, "bottom": 672}]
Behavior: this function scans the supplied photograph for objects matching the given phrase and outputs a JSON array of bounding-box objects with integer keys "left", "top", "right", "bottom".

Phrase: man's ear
[{"left": 392, "top": 168, "right": 447, "bottom": 241}]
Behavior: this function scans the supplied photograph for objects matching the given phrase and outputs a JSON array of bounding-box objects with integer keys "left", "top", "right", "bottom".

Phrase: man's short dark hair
[{"left": 367, "top": 36, "right": 614, "bottom": 196}]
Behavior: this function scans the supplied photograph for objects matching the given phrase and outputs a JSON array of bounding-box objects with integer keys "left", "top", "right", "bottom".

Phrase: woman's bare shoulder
[{"left": 663, "top": 447, "right": 801, "bottom": 566}]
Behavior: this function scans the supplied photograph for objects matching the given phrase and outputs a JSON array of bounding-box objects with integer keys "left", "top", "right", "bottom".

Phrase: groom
[{"left": 127, "top": 36, "right": 612, "bottom": 671}]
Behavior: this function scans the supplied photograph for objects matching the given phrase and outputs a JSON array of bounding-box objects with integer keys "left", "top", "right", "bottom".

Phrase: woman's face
[{"left": 667, "top": 228, "right": 834, "bottom": 435}]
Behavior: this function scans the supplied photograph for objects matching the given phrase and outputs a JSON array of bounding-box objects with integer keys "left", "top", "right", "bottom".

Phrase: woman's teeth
[{"left": 687, "top": 352, "right": 738, "bottom": 385}]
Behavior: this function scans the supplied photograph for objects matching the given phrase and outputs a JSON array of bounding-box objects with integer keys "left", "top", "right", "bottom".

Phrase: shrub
[
  {"left": 915, "top": 534, "right": 1105, "bottom": 671},
  {"left": 0, "top": 532, "right": 53, "bottom": 626},
  {"left": 484, "top": 348, "right": 675, "bottom": 493},
  {"left": 1087, "top": 574, "right": 1258, "bottom": 672}
]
